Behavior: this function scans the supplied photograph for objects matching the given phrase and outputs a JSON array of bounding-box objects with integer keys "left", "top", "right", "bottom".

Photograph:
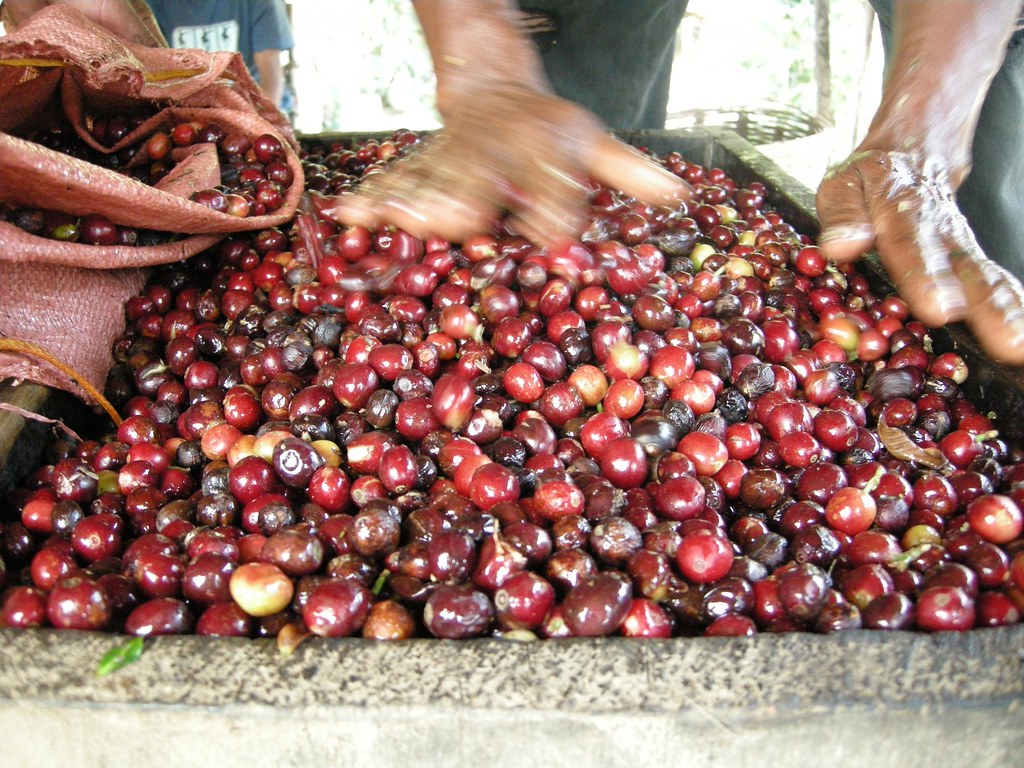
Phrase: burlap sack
[{"left": 0, "top": 5, "right": 304, "bottom": 407}]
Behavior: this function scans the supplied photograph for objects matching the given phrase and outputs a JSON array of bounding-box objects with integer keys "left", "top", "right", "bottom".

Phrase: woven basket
[{"left": 666, "top": 104, "right": 821, "bottom": 145}]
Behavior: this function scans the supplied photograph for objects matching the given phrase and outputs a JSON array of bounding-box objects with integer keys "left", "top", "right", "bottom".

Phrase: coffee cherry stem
[
  {"left": 276, "top": 621, "right": 312, "bottom": 657},
  {"left": 862, "top": 465, "right": 886, "bottom": 495},
  {"left": 888, "top": 543, "right": 937, "bottom": 572},
  {"left": 372, "top": 568, "right": 391, "bottom": 597}
]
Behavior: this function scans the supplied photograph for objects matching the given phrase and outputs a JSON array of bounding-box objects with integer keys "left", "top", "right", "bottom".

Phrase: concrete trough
[{"left": 1, "top": 626, "right": 1022, "bottom": 767}]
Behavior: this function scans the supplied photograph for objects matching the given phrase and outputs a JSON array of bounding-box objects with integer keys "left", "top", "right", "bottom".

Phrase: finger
[
  {"left": 322, "top": 156, "right": 428, "bottom": 231},
  {"left": 818, "top": 152, "right": 969, "bottom": 327},
  {"left": 507, "top": 200, "right": 585, "bottom": 247},
  {"left": 324, "top": 192, "right": 384, "bottom": 232},
  {"left": 323, "top": 152, "right": 500, "bottom": 243},
  {"left": 37, "top": 0, "right": 164, "bottom": 45},
  {"left": 868, "top": 190, "right": 968, "bottom": 327},
  {"left": 586, "top": 134, "right": 692, "bottom": 206},
  {"left": 506, "top": 158, "right": 589, "bottom": 246},
  {"left": 126, "top": 0, "right": 169, "bottom": 46},
  {"left": 384, "top": 186, "right": 499, "bottom": 243},
  {"left": 394, "top": 145, "right": 505, "bottom": 240},
  {"left": 5, "top": 0, "right": 165, "bottom": 46},
  {"left": 92, "top": 0, "right": 168, "bottom": 46},
  {"left": 949, "top": 247, "right": 1024, "bottom": 365},
  {"left": 816, "top": 162, "right": 876, "bottom": 262},
  {"left": 3, "top": 0, "right": 48, "bottom": 26}
]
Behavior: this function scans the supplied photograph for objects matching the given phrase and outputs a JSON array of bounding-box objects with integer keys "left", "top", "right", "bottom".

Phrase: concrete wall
[{"left": 1, "top": 626, "right": 1021, "bottom": 767}]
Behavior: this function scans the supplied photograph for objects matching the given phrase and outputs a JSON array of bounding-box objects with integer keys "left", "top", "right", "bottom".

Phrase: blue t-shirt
[{"left": 148, "top": 0, "right": 294, "bottom": 83}]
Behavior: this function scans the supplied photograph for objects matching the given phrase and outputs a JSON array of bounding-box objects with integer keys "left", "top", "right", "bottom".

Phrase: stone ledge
[
  {"left": 1, "top": 626, "right": 1022, "bottom": 768},
  {"left": 3, "top": 627, "right": 1023, "bottom": 712}
]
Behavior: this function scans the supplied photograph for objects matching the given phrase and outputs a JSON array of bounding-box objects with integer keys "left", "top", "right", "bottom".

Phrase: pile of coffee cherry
[
  {"left": 0, "top": 115, "right": 294, "bottom": 246},
  {"left": 1, "top": 128, "right": 1022, "bottom": 642}
]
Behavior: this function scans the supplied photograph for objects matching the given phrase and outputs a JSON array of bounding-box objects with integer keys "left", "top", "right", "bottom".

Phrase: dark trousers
[{"left": 518, "top": 0, "right": 686, "bottom": 130}]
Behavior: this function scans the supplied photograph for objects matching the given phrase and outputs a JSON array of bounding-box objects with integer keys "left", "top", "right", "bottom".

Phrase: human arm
[
  {"left": 247, "top": 0, "right": 292, "bottom": 107},
  {"left": 3, "top": 0, "right": 166, "bottom": 45},
  {"left": 816, "top": 0, "right": 1024, "bottom": 364},
  {"left": 329, "top": 0, "right": 690, "bottom": 245},
  {"left": 253, "top": 47, "right": 285, "bottom": 106}
]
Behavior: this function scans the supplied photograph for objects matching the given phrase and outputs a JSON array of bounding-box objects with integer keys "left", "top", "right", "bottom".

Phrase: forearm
[
  {"left": 411, "top": 0, "right": 551, "bottom": 115},
  {"left": 859, "top": 0, "right": 1018, "bottom": 185},
  {"left": 5, "top": 0, "right": 167, "bottom": 45},
  {"left": 254, "top": 49, "right": 285, "bottom": 106}
]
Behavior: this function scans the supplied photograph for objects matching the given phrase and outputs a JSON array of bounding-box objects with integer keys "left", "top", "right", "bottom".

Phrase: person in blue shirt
[{"left": 146, "top": 0, "right": 295, "bottom": 109}]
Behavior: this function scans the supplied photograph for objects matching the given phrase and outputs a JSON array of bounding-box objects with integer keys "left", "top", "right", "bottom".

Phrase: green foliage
[
  {"left": 675, "top": 0, "right": 872, "bottom": 123},
  {"left": 96, "top": 637, "right": 145, "bottom": 677}
]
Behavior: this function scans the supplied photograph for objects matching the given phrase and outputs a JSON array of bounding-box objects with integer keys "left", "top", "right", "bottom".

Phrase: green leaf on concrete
[{"left": 96, "top": 637, "right": 145, "bottom": 677}]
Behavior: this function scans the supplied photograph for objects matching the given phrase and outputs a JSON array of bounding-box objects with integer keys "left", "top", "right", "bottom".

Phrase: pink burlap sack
[{"left": 0, "top": 5, "right": 304, "bottom": 407}]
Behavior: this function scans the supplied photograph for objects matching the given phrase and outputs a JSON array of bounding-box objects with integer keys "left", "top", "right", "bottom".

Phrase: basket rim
[{"left": 666, "top": 101, "right": 823, "bottom": 144}]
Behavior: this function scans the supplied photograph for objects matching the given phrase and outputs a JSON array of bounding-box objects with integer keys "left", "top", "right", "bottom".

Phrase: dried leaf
[
  {"left": 0, "top": 402, "right": 83, "bottom": 442},
  {"left": 277, "top": 621, "right": 312, "bottom": 657},
  {"left": 877, "top": 420, "right": 954, "bottom": 474},
  {"left": 96, "top": 637, "right": 145, "bottom": 677}
]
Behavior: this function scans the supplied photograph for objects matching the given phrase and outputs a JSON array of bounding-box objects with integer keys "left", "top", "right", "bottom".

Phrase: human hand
[
  {"left": 816, "top": 149, "right": 1024, "bottom": 366},
  {"left": 326, "top": 82, "right": 690, "bottom": 246},
  {"left": 4, "top": 0, "right": 166, "bottom": 46}
]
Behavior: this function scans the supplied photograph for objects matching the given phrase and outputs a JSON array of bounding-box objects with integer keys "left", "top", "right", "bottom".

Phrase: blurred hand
[
  {"left": 817, "top": 149, "right": 1024, "bottom": 366},
  {"left": 4, "top": 0, "right": 166, "bottom": 46},
  {"left": 327, "top": 82, "right": 690, "bottom": 247}
]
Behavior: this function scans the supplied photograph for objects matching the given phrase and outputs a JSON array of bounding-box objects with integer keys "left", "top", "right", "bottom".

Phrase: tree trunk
[{"left": 814, "top": 0, "right": 834, "bottom": 128}]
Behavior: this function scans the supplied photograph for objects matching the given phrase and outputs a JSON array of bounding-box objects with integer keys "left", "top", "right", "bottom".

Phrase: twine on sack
[
  {"left": 0, "top": 58, "right": 214, "bottom": 82},
  {"left": 0, "top": 58, "right": 65, "bottom": 67},
  {"left": 0, "top": 58, "right": 212, "bottom": 82},
  {"left": 142, "top": 67, "right": 207, "bottom": 82},
  {"left": 0, "top": 338, "right": 122, "bottom": 426}
]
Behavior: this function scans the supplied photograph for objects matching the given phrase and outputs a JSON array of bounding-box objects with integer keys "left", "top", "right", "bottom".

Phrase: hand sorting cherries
[{"left": 1, "top": 124, "right": 1023, "bottom": 642}]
